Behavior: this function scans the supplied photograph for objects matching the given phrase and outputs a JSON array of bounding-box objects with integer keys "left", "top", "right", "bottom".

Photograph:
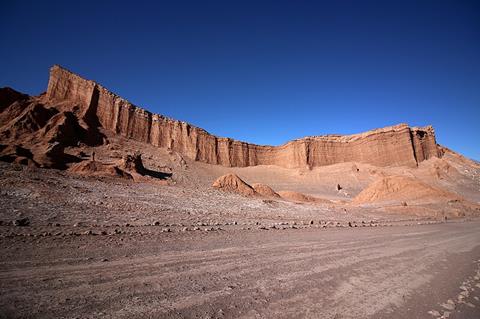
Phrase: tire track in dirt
[{"left": 1, "top": 222, "right": 479, "bottom": 318}]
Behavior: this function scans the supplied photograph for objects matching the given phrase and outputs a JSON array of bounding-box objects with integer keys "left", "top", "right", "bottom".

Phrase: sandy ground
[
  {"left": 1, "top": 154, "right": 480, "bottom": 319},
  {"left": 1, "top": 220, "right": 480, "bottom": 319},
  {"left": 0, "top": 162, "right": 441, "bottom": 228}
]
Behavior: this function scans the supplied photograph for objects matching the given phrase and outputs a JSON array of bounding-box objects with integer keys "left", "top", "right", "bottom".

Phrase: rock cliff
[{"left": 3, "top": 65, "right": 442, "bottom": 169}]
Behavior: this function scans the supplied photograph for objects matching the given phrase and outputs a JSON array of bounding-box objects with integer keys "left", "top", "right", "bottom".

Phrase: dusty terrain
[
  {"left": 1, "top": 66, "right": 480, "bottom": 318},
  {"left": 1, "top": 161, "right": 480, "bottom": 319}
]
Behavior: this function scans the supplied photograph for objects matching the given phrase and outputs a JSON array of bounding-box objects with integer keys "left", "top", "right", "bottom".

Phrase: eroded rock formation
[
  {"left": 212, "top": 174, "right": 256, "bottom": 196},
  {"left": 251, "top": 183, "right": 280, "bottom": 198},
  {"left": 1, "top": 65, "right": 442, "bottom": 169},
  {"left": 45, "top": 65, "right": 442, "bottom": 168}
]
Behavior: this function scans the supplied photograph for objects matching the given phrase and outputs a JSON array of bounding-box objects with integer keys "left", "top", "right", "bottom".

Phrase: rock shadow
[{"left": 140, "top": 167, "right": 173, "bottom": 180}]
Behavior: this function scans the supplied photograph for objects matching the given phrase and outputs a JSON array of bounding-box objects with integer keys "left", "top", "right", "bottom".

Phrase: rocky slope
[
  {"left": 352, "top": 175, "right": 460, "bottom": 205},
  {"left": 1, "top": 65, "right": 442, "bottom": 169}
]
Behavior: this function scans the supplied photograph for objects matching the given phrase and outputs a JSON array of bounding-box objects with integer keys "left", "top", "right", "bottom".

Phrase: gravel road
[{"left": 1, "top": 221, "right": 480, "bottom": 318}]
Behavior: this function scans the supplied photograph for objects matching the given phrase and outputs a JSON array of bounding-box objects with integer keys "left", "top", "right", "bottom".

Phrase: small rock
[
  {"left": 152, "top": 221, "right": 160, "bottom": 226},
  {"left": 14, "top": 218, "right": 30, "bottom": 227},
  {"left": 161, "top": 228, "right": 171, "bottom": 233},
  {"left": 101, "top": 258, "right": 108, "bottom": 262},
  {"left": 441, "top": 303, "right": 455, "bottom": 311},
  {"left": 427, "top": 310, "right": 441, "bottom": 317}
]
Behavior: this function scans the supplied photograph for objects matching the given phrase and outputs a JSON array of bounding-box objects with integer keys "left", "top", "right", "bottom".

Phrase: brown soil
[
  {"left": 277, "top": 190, "right": 330, "bottom": 204},
  {"left": 352, "top": 175, "right": 460, "bottom": 205}
]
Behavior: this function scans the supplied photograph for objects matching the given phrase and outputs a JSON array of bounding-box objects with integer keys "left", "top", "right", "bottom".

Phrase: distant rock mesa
[{"left": 1, "top": 65, "right": 442, "bottom": 169}]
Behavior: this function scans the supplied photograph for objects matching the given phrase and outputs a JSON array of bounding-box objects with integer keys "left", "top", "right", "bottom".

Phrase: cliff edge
[{"left": 1, "top": 65, "right": 442, "bottom": 169}]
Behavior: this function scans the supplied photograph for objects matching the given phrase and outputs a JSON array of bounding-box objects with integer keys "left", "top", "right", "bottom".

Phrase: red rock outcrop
[
  {"left": 69, "top": 160, "right": 133, "bottom": 179},
  {"left": 0, "top": 87, "right": 28, "bottom": 111},
  {"left": 69, "top": 152, "right": 171, "bottom": 183},
  {"left": 212, "top": 174, "right": 257, "bottom": 196},
  {"left": 1, "top": 65, "right": 442, "bottom": 169},
  {"left": 45, "top": 65, "right": 441, "bottom": 168}
]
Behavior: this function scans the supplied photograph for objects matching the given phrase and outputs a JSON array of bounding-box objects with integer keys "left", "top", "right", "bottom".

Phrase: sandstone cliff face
[{"left": 43, "top": 65, "right": 441, "bottom": 169}]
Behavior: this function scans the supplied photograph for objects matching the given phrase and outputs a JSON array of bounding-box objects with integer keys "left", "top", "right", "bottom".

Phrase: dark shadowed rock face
[
  {"left": 0, "top": 87, "right": 28, "bottom": 111},
  {"left": 121, "top": 153, "right": 145, "bottom": 174},
  {"left": 0, "top": 65, "right": 442, "bottom": 169}
]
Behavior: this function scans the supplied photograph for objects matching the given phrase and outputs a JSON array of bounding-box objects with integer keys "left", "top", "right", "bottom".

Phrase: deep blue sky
[{"left": 1, "top": 1, "right": 479, "bottom": 160}]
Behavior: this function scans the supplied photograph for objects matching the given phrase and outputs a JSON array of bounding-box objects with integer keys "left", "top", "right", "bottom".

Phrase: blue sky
[{"left": 1, "top": 1, "right": 479, "bottom": 160}]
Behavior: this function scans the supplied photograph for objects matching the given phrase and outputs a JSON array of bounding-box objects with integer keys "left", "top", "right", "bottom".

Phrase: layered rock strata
[{"left": 36, "top": 65, "right": 443, "bottom": 168}]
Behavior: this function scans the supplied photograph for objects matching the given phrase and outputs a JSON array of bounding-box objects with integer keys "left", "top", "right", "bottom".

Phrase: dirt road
[{"left": 1, "top": 221, "right": 480, "bottom": 319}]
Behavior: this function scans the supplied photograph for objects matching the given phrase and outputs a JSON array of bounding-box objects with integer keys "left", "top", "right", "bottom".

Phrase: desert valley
[{"left": 1, "top": 66, "right": 480, "bottom": 319}]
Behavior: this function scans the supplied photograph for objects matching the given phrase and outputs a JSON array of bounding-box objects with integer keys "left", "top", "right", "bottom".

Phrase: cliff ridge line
[{"left": 44, "top": 65, "right": 442, "bottom": 168}]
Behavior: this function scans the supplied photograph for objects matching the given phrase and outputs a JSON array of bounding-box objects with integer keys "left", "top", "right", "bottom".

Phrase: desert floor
[{"left": 1, "top": 163, "right": 480, "bottom": 319}]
